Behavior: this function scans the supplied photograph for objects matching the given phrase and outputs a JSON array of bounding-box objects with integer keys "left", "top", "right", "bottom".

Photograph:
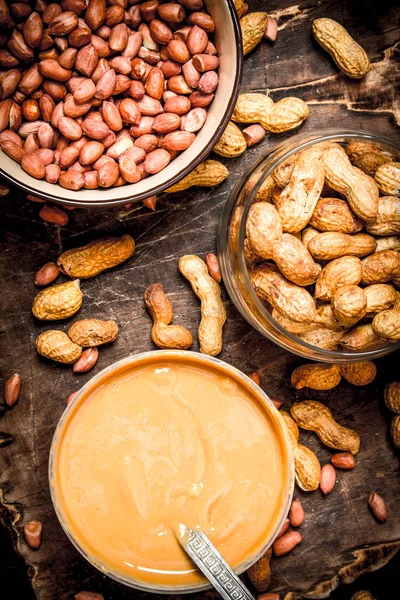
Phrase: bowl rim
[
  {"left": 219, "top": 128, "right": 400, "bottom": 362},
  {"left": 48, "top": 349, "right": 294, "bottom": 594},
  {"left": 0, "top": 0, "right": 243, "bottom": 208}
]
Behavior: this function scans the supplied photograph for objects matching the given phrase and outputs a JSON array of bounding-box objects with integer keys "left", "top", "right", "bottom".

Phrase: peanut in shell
[
  {"left": 68, "top": 319, "right": 119, "bottom": 347},
  {"left": 57, "top": 235, "right": 135, "bottom": 279},
  {"left": 32, "top": 280, "right": 82, "bottom": 321},
  {"left": 291, "top": 400, "right": 360, "bottom": 455},
  {"left": 36, "top": 330, "right": 82, "bottom": 364}
]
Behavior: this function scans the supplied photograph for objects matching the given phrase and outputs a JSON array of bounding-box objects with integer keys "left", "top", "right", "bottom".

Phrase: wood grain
[{"left": 0, "top": 1, "right": 399, "bottom": 599}]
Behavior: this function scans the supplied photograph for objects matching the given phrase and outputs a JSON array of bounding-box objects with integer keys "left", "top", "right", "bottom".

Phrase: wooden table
[{"left": 1, "top": 1, "right": 399, "bottom": 599}]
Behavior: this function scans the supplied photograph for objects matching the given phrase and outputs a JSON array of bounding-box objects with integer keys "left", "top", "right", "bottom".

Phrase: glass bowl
[
  {"left": 219, "top": 129, "right": 400, "bottom": 362},
  {"left": 49, "top": 350, "right": 294, "bottom": 594},
  {"left": 0, "top": 0, "right": 242, "bottom": 208}
]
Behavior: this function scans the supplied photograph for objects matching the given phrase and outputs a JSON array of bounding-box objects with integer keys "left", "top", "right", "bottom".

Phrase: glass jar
[{"left": 219, "top": 129, "right": 400, "bottom": 362}]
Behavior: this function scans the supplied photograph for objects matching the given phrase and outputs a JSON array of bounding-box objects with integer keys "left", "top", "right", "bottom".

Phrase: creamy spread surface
[{"left": 52, "top": 355, "right": 290, "bottom": 587}]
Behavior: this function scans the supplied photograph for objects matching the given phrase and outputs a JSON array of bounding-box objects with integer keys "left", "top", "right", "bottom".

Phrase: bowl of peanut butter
[{"left": 49, "top": 350, "right": 294, "bottom": 593}]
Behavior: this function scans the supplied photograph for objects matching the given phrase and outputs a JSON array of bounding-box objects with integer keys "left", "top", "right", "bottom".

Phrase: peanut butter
[{"left": 52, "top": 353, "right": 291, "bottom": 588}]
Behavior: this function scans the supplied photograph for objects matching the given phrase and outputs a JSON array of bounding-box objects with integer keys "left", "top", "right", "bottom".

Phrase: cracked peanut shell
[
  {"left": 57, "top": 235, "right": 135, "bottom": 279},
  {"left": 32, "top": 280, "right": 82, "bottom": 321}
]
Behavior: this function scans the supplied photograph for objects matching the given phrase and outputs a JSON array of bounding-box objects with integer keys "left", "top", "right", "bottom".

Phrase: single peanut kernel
[
  {"left": 288, "top": 498, "right": 304, "bottom": 527},
  {"left": 248, "top": 371, "right": 261, "bottom": 386},
  {"left": 368, "top": 492, "right": 388, "bottom": 522},
  {"left": 4, "top": 373, "right": 21, "bottom": 407},
  {"left": 24, "top": 520, "right": 42, "bottom": 550}
]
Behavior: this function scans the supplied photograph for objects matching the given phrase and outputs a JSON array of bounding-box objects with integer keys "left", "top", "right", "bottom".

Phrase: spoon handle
[{"left": 175, "top": 527, "right": 256, "bottom": 600}]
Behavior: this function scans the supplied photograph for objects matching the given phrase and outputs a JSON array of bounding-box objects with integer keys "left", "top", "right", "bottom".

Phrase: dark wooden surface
[{"left": 1, "top": 1, "right": 400, "bottom": 599}]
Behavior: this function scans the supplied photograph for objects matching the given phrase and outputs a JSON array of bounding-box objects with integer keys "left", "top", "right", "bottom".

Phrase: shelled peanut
[
  {"left": 0, "top": 0, "right": 222, "bottom": 191},
  {"left": 243, "top": 140, "right": 400, "bottom": 351}
]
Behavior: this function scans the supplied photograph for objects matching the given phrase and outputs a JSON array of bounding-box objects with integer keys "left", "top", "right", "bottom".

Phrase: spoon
[{"left": 174, "top": 524, "right": 256, "bottom": 600}]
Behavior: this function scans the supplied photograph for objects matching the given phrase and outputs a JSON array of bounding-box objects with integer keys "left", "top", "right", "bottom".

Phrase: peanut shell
[
  {"left": 277, "top": 146, "right": 325, "bottom": 233},
  {"left": 365, "top": 196, "right": 400, "bottom": 236},
  {"left": 68, "top": 318, "right": 118, "bottom": 347},
  {"left": 240, "top": 12, "right": 268, "bottom": 56},
  {"left": 281, "top": 411, "right": 321, "bottom": 491},
  {"left": 374, "top": 162, "right": 400, "bottom": 196},
  {"left": 384, "top": 381, "right": 400, "bottom": 414},
  {"left": 340, "top": 362, "right": 377, "bottom": 386},
  {"left": 308, "top": 232, "right": 377, "bottom": 260},
  {"left": 57, "top": 235, "right": 135, "bottom": 279},
  {"left": 372, "top": 305, "right": 400, "bottom": 340},
  {"left": 365, "top": 284, "right": 396, "bottom": 315},
  {"left": 361, "top": 250, "right": 400, "bottom": 285},
  {"left": 271, "top": 309, "right": 318, "bottom": 335},
  {"left": 36, "top": 330, "right": 82, "bottom": 364},
  {"left": 246, "top": 202, "right": 282, "bottom": 259},
  {"left": 250, "top": 263, "right": 316, "bottom": 324},
  {"left": 310, "top": 197, "right": 363, "bottom": 233},
  {"left": 315, "top": 256, "right": 363, "bottom": 301},
  {"left": 166, "top": 160, "right": 228, "bottom": 193},
  {"left": 312, "top": 18, "right": 370, "bottom": 78},
  {"left": 346, "top": 140, "right": 394, "bottom": 176},
  {"left": 179, "top": 255, "right": 226, "bottom": 356},
  {"left": 272, "top": 233, "right": 321, "bottom": 286},
  {"left": 331, "top": 284, "right": 367, "bottom": 328},
  {"left": 340, "top": 323, "right": 384, "bottom": 351},
  {"left": 291, "top": 363, "right": 341, "bottom": 391},
  {"left": 298, "top": 327, "right": 345, "bottom": 350},
  {"left": 291, "top": 400, "right": 360, "bottom": 454},
  {"left": 391, "top": 415, "right": 400, "bottom": 449},
  {"left": 32, "top": 280, "right": 82, "bottom": 320},
  {"left": 246, "top": 548, "right": 272, "bottom": 592},
  {"left": 323, "top": 143, "right": 379, "bottom": 222},
  {"left": 213, "top": 121, "right": 246, "bottom": 158}
]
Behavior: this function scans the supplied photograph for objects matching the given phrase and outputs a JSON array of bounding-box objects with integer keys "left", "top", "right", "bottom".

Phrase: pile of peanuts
[{"left": 0, "top": 0, "right": 220, "bottom": 190}]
